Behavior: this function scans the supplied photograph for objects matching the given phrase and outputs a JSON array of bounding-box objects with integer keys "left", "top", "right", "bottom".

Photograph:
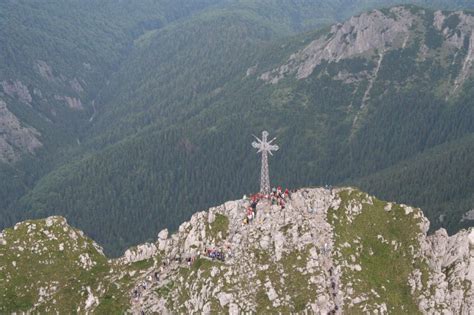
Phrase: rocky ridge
[
  {"left": 0, "top": 57, "right": 90, "bottom": 164},
  {"left": 1, "top": 187, "right": 473, "bottom": 313},
  {"left": 0, "top": 100, "right": 42, "bottom": 163},
  {"left": 260, "top": 6, "right": 474, "bottom": 96}
]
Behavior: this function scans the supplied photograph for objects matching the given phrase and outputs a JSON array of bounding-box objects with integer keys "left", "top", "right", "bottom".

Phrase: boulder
[
  {"left": 158, "top": 229, "right": 169, "bottom": 240},
  {"left": 121, "top": 243, "right": 157, "bottom": 264},
  {"left": 217, "top": 292, "right": 233, "bottom": 307}
]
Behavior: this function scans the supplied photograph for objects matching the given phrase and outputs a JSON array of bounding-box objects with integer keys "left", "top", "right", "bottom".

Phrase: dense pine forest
[{"left": 1, "top": 1, "right": 474, "bottom": 256}]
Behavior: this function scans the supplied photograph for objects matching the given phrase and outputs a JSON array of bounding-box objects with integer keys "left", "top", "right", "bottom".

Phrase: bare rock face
[
  {"left": 1, "top": 80, "right": 32, "bottom": 104},
  {"left": 433, "top": 11, "right": 474, "bottom": 93},
  {"left": 260, "top": 7, "right": 415, "bottom": 84},
  {"left": 124, "top": 187, "right": 473, "bottom": 314},
  {"left": 259, "top": 7, "right": 474, "bottom": 95},
  {"left": 54, "top": 95, "right": 84, "bottom": 110},
  {"left": 158, "top": 229, "right": 169, "bottom": 240},
  {"left": 413, "top": 228, "right": 474, "bottom": 313},
  {"left": 119, "top": 243, "right": 158, "bottom": 264},
  {"left": 0, "top": 99, "right": 42, "bottom": 163},
  {"left": 69, "top": 78, "right": 84, "bottom": 94},
  {"left": 35, "top": 60, "right": 55, "bottom": 81}
]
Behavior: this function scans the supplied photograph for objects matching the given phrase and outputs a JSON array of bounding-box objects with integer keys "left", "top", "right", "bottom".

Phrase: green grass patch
[
  {"left": 329, "top": 189, "right": 427, "bottom": 314},
  {"left": 130, "top": 258, "right": 154, "bottom": 270},
  {"left": 95, "top": 284, "right": 129, "bottom": 314},
  {"left": 280, "top": 248, "right": 315, "bottom": 312},
  {"left": 207, "top": 213, "right": 229, "bottom": 240},
  {"left": 156, "top": 280, "right": 175, "bottom": 298},
  {"left": 256, "top": 289, "right": 272, "bottom": 313},
  {"left": 279, "top": 223, "right": 293, "bottom": 234}
]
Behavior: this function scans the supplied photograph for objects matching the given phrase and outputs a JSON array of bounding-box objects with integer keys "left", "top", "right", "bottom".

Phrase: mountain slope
[
  {"left": 14, "top": 5, "right": 474, "bottom": 256},
  {"left": 0, "top": 0, "right": 224, "bottom": 157},
  {"left": 0, "top": 0, "right": 225, "bottom": 214},
  {"left": 1, "top": 188, "right": 473, "bottom": 313},
  {"left": 353, "top": 133, "right": 474, "bottom": 233}
]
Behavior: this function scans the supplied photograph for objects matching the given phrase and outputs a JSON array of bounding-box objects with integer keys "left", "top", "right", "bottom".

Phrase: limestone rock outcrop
[
  {"left": 1, "top": 188, "right": 472, "bottom": 314},
  {"left": 260, "top": 6, "right": 474, "bottom": 95},
  {"left": 0, "top": 99, "right": 42, "bottom": 163}
]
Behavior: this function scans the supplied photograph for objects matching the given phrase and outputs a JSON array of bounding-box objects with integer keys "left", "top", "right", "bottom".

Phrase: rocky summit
[{"left": 1, "top": 187, "right": 473, "bottom": 314}]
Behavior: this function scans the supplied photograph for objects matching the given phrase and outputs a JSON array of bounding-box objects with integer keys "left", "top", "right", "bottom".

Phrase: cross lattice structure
[{"left": 252, "top": 131, "right": 279, "bottom": 195}]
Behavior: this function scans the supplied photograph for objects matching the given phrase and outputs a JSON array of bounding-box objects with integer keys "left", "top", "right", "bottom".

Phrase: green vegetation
[
  {"left": 95, "top": 284, "right": 129, "bottom": 314},
  {"left": 329, "top": 189, "right": 429, "bottom": 313},
  {"left": 156, "top": 280, "right": 174, "bottom": 298},
  {"left": 191, "top": 257, "right": 215, "bottom": 274},
  {"left": 443, "top": 13, "right": 462, "bottom": 29},
  {"left": 280, "top": 223, "right": 293, "bottom": 234},
  {"left": 280, "top": 248, "right": 316, "bottom": 312},
  {"left": 161, "top": 257, "right": 226, "bottom": 312},
  {"left": 0, "top": 217, "right": 113, "bottom": 313},
  {"left": 0, "top": 1, "right": 473, "bottom": 258},
  {"left": 0, "top": 188, "right": 469, "bottom": 313},
  {"left": 130, "top": 258, "right": 154, "bottom": 270},
  {"left": 353, "top": 134, "right": 474, "bottom": 234},
  {"left": 254, "top": 247, "right": 316, "bottom": 312},
  {"left": 208, "top": 213, "right": 230, "bottom": 240}
]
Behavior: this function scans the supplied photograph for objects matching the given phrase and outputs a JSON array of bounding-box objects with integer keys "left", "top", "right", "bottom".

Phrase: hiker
[
  {"left": 251, "top": 200, "right": 257, "bottom": 210},
  {"left": 247, "top": 208, "right": 254, "bottom": 222},
  {"left": 224, "top": 242, "right": 232, "bottom": 258},
  {"left": 217, "top": 251, "right": 225, "bottom": 261},
  {"left": 277, "top": 186, "right": 283, "bottom": 197},
  {"left": 154, "top": 272, "right": 160, "bottom": 282},
  {"left": 280, "top": 198, "right": 285, "bottom": 209},
  {"left": 251, "top": 200, "right": 258, "bottom": 217},
  {"left": 208, "top": 248, "right": 217, "bottom": 260}
]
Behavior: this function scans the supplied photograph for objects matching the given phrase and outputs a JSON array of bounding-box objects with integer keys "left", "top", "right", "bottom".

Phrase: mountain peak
[
  {"left": 260, "top": 6, "right": 474, "bottom": 92},
  {"left": 1, "top": 187, "right": 473, "bottom": 313}
]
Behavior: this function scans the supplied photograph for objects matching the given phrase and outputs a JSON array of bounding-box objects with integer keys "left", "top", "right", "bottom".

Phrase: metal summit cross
[{"left": 252, "top": 131, "right": 279, "bottom": 195}]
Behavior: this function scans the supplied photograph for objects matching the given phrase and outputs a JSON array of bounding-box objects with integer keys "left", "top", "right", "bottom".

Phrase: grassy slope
[
  {"left": 0, "top": 217, "right": 110, "bottom": 312},
  {"left": 328, "top": 189, "right": 429, "bottom": 314}
]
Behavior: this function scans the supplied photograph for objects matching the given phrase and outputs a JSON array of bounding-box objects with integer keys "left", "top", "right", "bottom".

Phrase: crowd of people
[
  {"left": 133, "top": 185, "right": 298, "bottom": 304},
  {"left": 132, "top": 281, "right": 149, "bottom": 301},
  {"left": 206, "top": 248, "right": 225, "bottom": 261},
  {"left": 243, "top": 186, "right": 292, "bottom": 225}
]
